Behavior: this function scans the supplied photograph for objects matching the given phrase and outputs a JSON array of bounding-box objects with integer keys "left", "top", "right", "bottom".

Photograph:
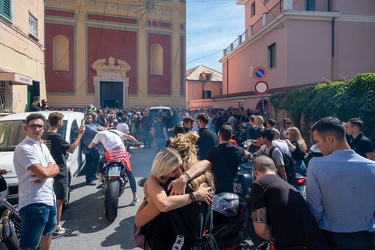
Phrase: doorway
[{"left": 100, "top": 81, "right": 123, "bottom": 108}]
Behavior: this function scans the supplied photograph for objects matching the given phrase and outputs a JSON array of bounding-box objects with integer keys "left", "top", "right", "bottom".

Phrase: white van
[
  {"left": 148, "top": 106, "right": 172, "bottom": 122},
  {"left": 0, "top": 111, "right": 85, "bottom": 207}
]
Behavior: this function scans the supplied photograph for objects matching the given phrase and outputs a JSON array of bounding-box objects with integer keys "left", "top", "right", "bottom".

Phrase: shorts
[
  {"left": 19, "top": 203, "right": 57, "bottom": 250},
  {"left": 54, "top": 175, "right": 68, "bottom": 200}
]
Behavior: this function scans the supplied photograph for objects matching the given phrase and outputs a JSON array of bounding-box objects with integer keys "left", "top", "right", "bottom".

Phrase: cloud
[{"left": 186, "top": 0, "right": 245, "bottom": 72}]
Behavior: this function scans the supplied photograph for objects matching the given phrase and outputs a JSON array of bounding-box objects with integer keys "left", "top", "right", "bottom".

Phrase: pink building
[{"left": 198, "top": 0, "right": 375, "bottom": 113}]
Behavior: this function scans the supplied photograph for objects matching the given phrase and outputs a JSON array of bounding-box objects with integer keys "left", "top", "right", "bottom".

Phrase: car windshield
[
  {"left": 149, "top": 108, "right": 171, "bottom": 122},
  {"left": 0, "top": 120, "right": 66, "bottom": 151}
]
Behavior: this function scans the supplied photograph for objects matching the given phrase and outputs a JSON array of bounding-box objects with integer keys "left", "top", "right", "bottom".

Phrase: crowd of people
[{"left": 5, "top": 103, "right": 375, "bottom": 249}]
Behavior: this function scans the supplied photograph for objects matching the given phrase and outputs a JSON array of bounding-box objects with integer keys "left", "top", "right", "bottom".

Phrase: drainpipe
[
  {"left": 330, "top": 0, "right": 335, "bottom": 80},
  {"left": 331, "top": 17, "right": 335, "bottom": 80},
  {"left": 226, "top": 58, "right": 229, "bottom": 94}
]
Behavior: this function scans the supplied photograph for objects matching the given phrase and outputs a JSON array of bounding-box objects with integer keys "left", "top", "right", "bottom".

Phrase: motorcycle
[
  {"left": 233, "top": 125, "right": 247, "bottom": 146},
  {"left": 0, "top": 171, "right": 22, "bottom": 250},
  {"left": 101, "top": 160, "right": 128, "bottom": 221}
]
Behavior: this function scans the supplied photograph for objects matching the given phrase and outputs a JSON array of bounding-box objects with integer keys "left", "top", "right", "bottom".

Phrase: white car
[
  {"left": 0, "top": 111, "right": 86, "bottom": 208},
  {"left": 149, "top": 106, "right": 172, "bottom": 122}
]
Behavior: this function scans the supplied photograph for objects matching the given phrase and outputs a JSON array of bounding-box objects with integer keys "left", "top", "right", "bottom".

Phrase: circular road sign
[
  {"left": 253, "top": 66, "right": 268, "bottom": 80},
  {"left": 254, "top": 81, "right": 269, "bottom": 95}
]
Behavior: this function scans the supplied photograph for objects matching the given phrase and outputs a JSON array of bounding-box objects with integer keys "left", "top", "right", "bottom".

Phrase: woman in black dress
[{"left": 135, "top": 132, "right": 217, "bottom": 250}]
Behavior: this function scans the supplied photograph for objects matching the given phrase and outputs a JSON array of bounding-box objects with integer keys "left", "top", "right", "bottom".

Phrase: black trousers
[{"left": 321, "top": 229, "right": 375, "bottom": 250}]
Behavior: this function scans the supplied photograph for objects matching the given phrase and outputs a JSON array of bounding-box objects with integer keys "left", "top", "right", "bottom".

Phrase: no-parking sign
[{"left": 253, "top": 66, "right": 267, "bottom": 80}]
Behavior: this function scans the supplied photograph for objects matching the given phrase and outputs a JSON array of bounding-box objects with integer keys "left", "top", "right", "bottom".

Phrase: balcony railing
[{"left": 224, "top": 0, "right": 331, "bottom": 56}]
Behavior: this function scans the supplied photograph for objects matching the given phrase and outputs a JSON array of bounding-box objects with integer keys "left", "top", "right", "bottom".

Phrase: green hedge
[{"left": 269, "top": 73, "right": 375, "bottom": 144}]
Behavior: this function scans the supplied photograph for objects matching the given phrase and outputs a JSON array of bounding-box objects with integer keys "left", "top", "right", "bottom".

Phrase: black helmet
[
  {"left": 0, "top": 176, "right": 8, "bottom": 203},
  {"left": 212, "top": 192, "right": 248, "bottom": 239},
  {"left": 86, "top": 104, "right": 97, "bottom": 113}
]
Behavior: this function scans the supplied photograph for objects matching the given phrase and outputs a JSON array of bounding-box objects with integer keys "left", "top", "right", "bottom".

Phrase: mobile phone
[{"left": 81, "top": 119, "right": 85, "bottom": 126}]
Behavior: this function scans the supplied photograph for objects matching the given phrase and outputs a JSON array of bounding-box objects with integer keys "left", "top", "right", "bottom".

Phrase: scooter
[{"left": 0, "top": 171, "right": 22, "bottom": 250}]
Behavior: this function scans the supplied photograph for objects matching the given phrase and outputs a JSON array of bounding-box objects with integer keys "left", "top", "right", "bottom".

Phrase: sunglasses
[
  {"left": 285, "top": 122, "right": 291, "bottom": 124},
  {"left": 28, "top": 124, "right": 45, "bottom": 129}
]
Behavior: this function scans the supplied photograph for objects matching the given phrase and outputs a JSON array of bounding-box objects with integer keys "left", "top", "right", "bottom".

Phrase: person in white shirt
[
  {"left": 13, "top": 113, "right": 60, "bottom": 250},
  {"left": 88, "top": 130, "right": 139, "bottom": 205}
]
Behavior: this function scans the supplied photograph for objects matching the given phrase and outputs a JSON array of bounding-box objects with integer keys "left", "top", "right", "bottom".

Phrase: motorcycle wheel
[
  {"left": 104, "top": 180, "right": 120, "bottom": 221},
  {"left": 3, "top": 219, "right": 20, "bottom": 250}
]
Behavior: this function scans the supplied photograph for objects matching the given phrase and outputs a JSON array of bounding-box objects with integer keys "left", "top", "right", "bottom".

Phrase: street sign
[
  {"left": 253, "top": 66, "right": 267, "bottom": 80},
  {"left": 254, "top": 81, "right": 269, "bottom": 95}
]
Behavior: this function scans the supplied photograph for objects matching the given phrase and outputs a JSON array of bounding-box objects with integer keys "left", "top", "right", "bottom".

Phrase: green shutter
[{"left": 1, "top": 0, "right": 11, "bottom": 19}]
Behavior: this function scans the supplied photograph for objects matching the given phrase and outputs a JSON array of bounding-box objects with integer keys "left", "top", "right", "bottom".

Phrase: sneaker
[
  {"left": 86, "top": 181, "right": 95, "bottom": 186},
  {"left": 130, "top": 198, "right": 139, "bottom": 206},
  {"left": 52, "top": 225, "right": 72, "bottom": 239},
  {"left": 96, "top": 181, "right": 104, "bottom": 189}
]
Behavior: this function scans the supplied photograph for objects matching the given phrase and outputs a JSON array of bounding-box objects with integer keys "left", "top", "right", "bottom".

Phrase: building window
[
  {"left": 268, "top": 43, "right": 276, "bottom": 68},
  {"left": 202, "top": 90, "right": 212, "bottom": 99},
  {"left": 0, "top": 0, "right": 11, "bottom": 20},
  {"left": 251, "top": 1, "right": 256, "bottom": 17},
  {"left": 150, "top": 44, "right": 163, "bottom": 75},
  {"left": 29, "top": 12, "right": 38, "bottom": 39},
  {"left": 201, "top": 73, "right": 211, "bottom": 81},
  {"left": 53, "top": 35, "right": 69, "bottom": 71},
  {"left": 306, "top": 0, "right": 316, "bottom": 11}
]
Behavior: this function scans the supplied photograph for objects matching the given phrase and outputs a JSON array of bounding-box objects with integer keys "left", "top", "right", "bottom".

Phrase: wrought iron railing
[
  {"left": 0, "top": 84, "right": 16, "bottom": 113},
  {"left": 224, "top": 0, "right": 330, "bottom": 56}
]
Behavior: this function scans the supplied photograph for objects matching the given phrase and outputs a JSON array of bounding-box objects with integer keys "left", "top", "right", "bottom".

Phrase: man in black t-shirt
[
  {"left": 196, "top": 113, "right": 218, "bottom": 160},
  {"left": 152, "top": 113, "right": 168, "bottom": 152},
  {"left": 206, "top": 124, "right": 252, "bottom": 194},
  {"left": 140, "top": 110, "right": 153, "bottom": 148},
  {"left": 43, "top": 112, "right": 85, "bottom": 238},
  {"left": 250, "top": 156, "right": 329, "bottom": 250},
  {"left": 29, "top": 96, "right": 41, "bottom": 111},
  {"left": 345, "top": 117, "right": 375, "bottom": 160}
]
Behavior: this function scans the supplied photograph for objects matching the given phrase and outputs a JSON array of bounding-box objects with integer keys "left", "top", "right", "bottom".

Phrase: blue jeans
[
  {"left": 19, "top": 203, "right": 56, "bottom": 250},
  {"left": 156, "top": 138, "right": 166, "bottom": 152},
  {"left": 125, "top": 168, "right": 137, "bottom": 193},
  {"left": 295, "top": 160, "right": 307, "bottom": 176},
  {"left": 85, "top": 153, "right": 99, "bottom": 183}
]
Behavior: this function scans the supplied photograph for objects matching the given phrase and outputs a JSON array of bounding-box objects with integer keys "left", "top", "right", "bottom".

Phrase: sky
[{"left": 186, "top": 0, "right": 245, "bottom": 73}]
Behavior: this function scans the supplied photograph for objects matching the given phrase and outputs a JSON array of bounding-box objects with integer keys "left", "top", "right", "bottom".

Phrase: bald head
[{"left": 254, "top": 156, "right": 277, "bottom": 174}]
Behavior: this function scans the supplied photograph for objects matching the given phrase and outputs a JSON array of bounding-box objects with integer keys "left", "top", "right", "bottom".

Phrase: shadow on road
[
  {"left": 59, "top": 189, "right": 114, "bottom": 235},
  {"left": 101, "top": 216, "right": 137, "bottom": 249}
]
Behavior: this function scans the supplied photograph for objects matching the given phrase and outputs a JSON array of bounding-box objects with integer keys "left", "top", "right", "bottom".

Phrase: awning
[{"left": 0, "top": 72, "right": 33, "bottom": 85}]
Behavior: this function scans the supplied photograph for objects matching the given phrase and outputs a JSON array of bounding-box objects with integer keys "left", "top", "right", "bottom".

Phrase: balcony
[{"left": 224, "top": 0, "right": 331, "bottom": 56}]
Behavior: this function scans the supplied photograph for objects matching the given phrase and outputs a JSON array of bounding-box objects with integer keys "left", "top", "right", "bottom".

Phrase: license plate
[{"left": 108, "top": 166, "right": 121, "bottom": 177}]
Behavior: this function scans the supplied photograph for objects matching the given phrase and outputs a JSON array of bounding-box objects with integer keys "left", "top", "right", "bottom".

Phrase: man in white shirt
[
  {"left": 89, "top": 130, "right": 139, "bottom": 205},
  {"left": 13, "top": 113, "right": 60, "bottom": 250}
]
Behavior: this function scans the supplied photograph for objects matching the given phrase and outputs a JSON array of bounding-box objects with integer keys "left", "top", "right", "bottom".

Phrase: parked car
[
  {"left": 149, "top": 106, "right": 172, "bottom": 122},
  {"left": 0, "top": 111, "right": 86, "bottom": 208}
]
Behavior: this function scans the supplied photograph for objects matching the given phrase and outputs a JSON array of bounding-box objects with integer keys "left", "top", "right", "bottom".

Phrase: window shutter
[{"left": 1, "top": 0, "right": 11, "bottom": 19}]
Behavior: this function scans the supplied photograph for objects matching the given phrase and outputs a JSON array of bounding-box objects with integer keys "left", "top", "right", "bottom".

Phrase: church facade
[{"left": 45, "top": 0, "right": 186, "bottom": 109}]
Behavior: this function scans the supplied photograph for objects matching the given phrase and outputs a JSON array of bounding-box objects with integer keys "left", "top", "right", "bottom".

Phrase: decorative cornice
[{"left": 91, "top": 57, "right": 131, "bottom": 77}]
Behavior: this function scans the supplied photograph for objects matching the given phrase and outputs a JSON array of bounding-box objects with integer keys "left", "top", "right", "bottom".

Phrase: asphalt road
[
  {"left": 52, "top": 145, "right": 157, "bottom": 250},
  {"left": 1, "top": 144, "right": 256, "bottom": 250}
]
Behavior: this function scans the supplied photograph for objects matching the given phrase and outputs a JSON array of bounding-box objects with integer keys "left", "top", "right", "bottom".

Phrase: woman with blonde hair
[
  {"left": 135, "top": 132, "right": 216, "bottom": 250},
  {"left": 284, "top": 126, "right": 307, "bottom": 175}
]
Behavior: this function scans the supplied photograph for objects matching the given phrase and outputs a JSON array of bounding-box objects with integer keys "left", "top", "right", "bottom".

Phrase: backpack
[{"left": 268, "top": 146, "right": 296, "bottom": 186}]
